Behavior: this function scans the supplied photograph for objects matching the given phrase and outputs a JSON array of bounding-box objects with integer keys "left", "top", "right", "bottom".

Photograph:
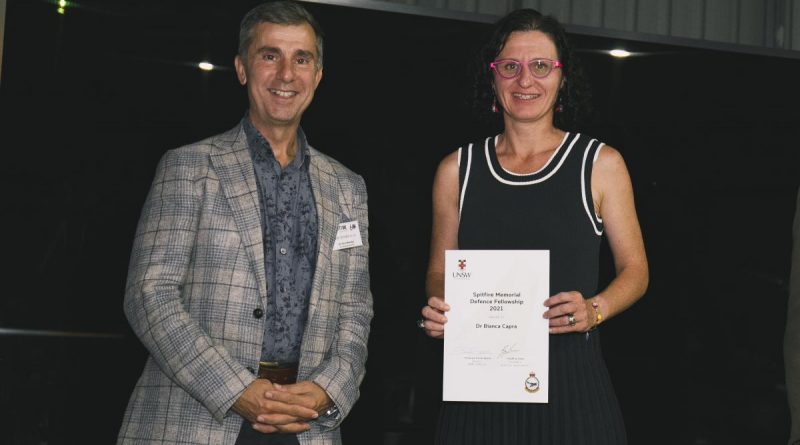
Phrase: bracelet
[{"left": 589, "top": 299, "right": 603, "bottom": 330}]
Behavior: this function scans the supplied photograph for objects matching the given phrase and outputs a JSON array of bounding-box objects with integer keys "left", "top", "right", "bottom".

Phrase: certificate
[{"left": 443, "top": 250, "right": 549, "bottom": 403}]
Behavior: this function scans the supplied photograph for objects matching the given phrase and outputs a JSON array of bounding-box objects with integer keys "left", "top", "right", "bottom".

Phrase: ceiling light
[
  {"left": 609, "top": 49, "right": 631, "bottom": 58},
  {"left": 198, "top": 62, "right": 215, "bottom": 71}
]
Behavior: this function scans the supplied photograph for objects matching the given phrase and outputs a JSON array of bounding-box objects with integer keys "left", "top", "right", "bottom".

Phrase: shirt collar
[{"left": 242, "top": 114, "right": 310, "bottom": 169}]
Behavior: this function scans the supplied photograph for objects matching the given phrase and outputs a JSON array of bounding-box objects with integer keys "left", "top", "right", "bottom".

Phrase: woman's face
[{"left": 492, "top": 30, "right": 563, "bottom": 125}]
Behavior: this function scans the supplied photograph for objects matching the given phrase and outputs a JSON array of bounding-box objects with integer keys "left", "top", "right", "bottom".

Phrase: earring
[
  {"left": 491, "top": 99, "right": 499, "bottom": 113},
  {"left": 555, "top": 94, "right": 564, "bottom": 113}
]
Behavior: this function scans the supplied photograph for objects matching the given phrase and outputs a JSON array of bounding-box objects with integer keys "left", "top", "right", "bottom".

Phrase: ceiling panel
[{"left": 304, "top": 0, "right": 800, "bottom": 59}]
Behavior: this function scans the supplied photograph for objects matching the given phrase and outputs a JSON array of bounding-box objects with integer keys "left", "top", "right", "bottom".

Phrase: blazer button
[{"left": 253, "top": 308, "right": 264, "bottom": 319}]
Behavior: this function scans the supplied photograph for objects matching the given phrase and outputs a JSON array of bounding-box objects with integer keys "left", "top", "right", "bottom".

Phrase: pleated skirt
[{"left": 435, "top": 330, "right": 626, "bottom": 445}]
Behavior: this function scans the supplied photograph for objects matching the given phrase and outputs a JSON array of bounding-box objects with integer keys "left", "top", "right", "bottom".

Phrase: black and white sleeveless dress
[{"left": 435, "top": 132, "right": 627, "bottom": 445}]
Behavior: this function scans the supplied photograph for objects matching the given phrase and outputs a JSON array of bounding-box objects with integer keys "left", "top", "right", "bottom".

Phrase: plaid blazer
[{"left": 117, "top": 124, "right": 373, "bottom": 444}]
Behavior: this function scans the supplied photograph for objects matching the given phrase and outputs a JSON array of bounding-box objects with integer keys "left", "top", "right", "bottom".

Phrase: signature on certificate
[
  {"left": 456, "top": 346, "right": 492, "bottom": 356},
  {"left": 497, "top": 343, "right": 520, "bottom": 358}
]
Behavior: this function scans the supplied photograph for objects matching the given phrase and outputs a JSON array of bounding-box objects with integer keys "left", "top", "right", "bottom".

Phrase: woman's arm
[
  {"left": 545, "top": 145, "right": 649, "bottom": 334},
  {"left": 421, "top": 151, "right": 460, "bottom": 338},
  {"left": 590, "top": 145, "right": 649, "bottom": 322}
]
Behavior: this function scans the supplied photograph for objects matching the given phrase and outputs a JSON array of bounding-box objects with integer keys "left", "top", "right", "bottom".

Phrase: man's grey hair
[{"left": 238, "top": 1, "right": 324, "bottom": 68}]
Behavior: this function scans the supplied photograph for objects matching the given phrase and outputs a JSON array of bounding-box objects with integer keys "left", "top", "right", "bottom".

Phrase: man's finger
[
  {"left": 277, "top": 381, "right": 311, "bottom": 393},
  {"left": 273, "top": 422, "right": 312, "bottom": 433},
  {"left": 256, "top": 412, "right": 304, "bottom": 425},
  {"left": 251, "top": 423, "right": 279, "bottom": 433},
  {"left": 258, "top": 400, "right": 318, "bottom": 420},
  {"left": 252, "top": 421, "right": 311, "bottom": 434},
  {"left": 264, "top": 392, "right": 318, "bottom": 415}
]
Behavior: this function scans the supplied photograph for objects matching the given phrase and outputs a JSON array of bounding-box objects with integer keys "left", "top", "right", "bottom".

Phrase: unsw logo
[{"left": 452, "top": 258, "right": 471, "bottom": 279}]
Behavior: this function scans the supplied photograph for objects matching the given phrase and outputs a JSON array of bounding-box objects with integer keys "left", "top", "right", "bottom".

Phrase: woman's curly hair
[{"left": 471, "top": 9, "right": 592, "bottom": 131}]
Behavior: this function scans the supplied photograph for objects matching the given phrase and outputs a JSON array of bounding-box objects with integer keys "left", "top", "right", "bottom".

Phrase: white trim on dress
[
  {"left": 486, "top": 132, "right": 577, "bottom": 185},
  {"left": 581, "top": 140, "right": 604, "bottom": 236},
  {"left": 458, "top": 143, "right": 473, "bottom": 219}
]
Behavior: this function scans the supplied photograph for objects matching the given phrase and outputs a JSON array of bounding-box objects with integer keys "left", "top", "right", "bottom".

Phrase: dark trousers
[{"left": 235, "top": 420, "right": 300, "bottom": 445}]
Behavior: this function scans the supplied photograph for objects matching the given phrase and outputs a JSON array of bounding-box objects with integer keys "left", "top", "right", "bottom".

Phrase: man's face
[{"left": 235, "top": 22, "right": 322, "bottom": 130}]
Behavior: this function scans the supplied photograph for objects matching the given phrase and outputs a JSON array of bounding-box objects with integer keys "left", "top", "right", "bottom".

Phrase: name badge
[{"left": 333, "top": 220, "right": 363, "bottom": 251}]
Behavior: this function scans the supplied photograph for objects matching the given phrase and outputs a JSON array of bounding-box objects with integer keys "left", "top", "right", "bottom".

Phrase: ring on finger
[
  {"left": 417, "top": 318, "right": 426, "bottom": 329},
  {"left": 567, "top": 313, "right": 576, "bottom": 327}
]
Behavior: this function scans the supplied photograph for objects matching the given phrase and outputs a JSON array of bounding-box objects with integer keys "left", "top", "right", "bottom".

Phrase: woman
[{"left": 419, "top": 8, "right": 649, "bottom": 445}]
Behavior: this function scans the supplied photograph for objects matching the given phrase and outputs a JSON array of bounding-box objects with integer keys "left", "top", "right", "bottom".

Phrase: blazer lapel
[
  {"left": 209, "top": 126, "right": 268, "bottom": 302},
  {"left": 308, "top": 149, "right": 340, "bottom": 322}
]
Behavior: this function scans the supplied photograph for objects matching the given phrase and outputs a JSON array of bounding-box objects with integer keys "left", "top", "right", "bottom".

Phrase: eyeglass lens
[{"left": 494, "top": 59, "right": 557, "bottom": 78}]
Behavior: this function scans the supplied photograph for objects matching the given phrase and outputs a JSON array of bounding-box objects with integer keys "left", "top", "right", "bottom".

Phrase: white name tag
[{"left": 332, "top": 220, "right": 363, "bottom": 251}]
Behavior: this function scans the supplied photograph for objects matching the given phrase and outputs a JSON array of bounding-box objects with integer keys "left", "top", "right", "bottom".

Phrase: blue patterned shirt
[{"left": 243, "top": 116, "right": 318, "bottom": 363}]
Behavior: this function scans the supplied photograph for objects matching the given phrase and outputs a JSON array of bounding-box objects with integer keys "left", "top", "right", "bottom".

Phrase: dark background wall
[{"left": 1, "top": 0, "right": 798, "bottom": 444}]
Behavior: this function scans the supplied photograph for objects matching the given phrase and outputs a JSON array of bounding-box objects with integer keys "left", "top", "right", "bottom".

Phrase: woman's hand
[
  {"left": 420, "top": 296, "right": 450, "bottom": 339},
  {"left": 543, "top": 291, "right": 595, "bottom": 334}
]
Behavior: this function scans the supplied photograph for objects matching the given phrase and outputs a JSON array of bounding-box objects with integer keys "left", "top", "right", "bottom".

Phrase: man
[
  {"left": 787, "top": 188, "right": 800, "bottom": 445},
  {"left": 117, "top": 2, "right": 372, "bottom": 444}
]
